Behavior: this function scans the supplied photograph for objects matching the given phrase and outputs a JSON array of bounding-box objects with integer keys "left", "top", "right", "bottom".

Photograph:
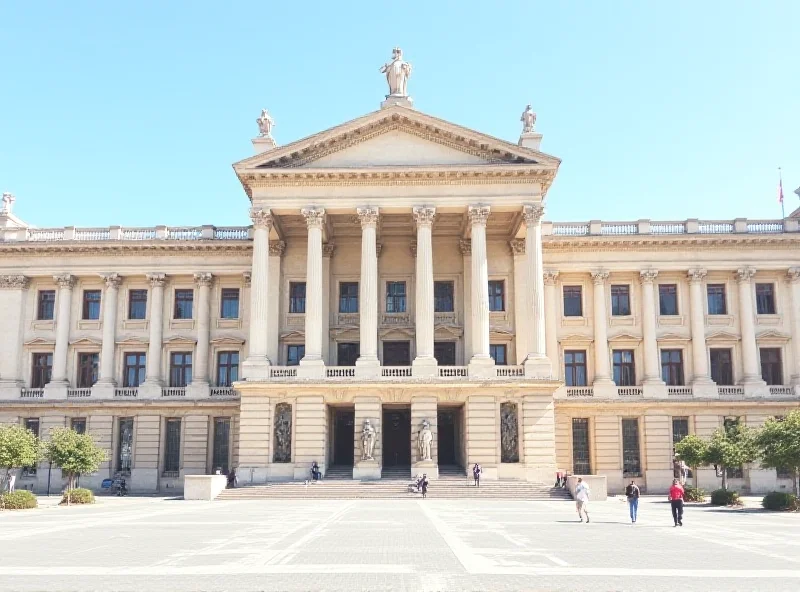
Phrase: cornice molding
[{"left": 0, "top": 275, "right": 30, "bottom": 289}]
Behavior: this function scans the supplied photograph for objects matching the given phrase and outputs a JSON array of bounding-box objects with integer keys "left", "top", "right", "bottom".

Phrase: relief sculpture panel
[
  {"left": 273, "top": 403, "right": 292, "bottom": 463},
  {"left": 500, "top": 402, "right": 519, "bottom": 463}
]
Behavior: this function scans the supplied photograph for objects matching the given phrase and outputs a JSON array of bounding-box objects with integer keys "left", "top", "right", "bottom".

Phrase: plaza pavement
[{"left": 1, "top": 494, "right": 800, "bottom": 591}]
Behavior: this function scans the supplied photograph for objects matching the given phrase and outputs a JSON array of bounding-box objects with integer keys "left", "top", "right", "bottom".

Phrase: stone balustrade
[
  {"left": 0, "top": 225, "right": 251, "bottom": 243},
  {"left": 546, "top": 217, "right": 798, "bottom": 237}
]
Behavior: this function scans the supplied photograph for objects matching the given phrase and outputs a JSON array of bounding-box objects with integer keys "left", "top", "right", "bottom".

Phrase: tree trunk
[
  {"left": 794, "top": 470, "right": 799, "bottom": 497},
  {"left": 722, "top": 468, "right": 728, "bottom": 491}
]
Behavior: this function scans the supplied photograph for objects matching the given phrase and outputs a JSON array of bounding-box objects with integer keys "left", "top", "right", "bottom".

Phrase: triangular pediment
[
  {"left": 70, "top": 337, "right": 102, "bottom": 346},
  {"left": 657, "top": 333, "right": 691, "bottom": 343},
  {"left": 706, "top": 330, "right": 740, "bottom": 343},
  {"left": 210, "top": 336, "right": 246, "bottom": 346},
  {"left": 756, "top": 329, "right": 791, "bottom": 342},
  {"left": 24, "top": 337, "right": 55, "bottom": 347},
  {"left": 608, "top": 332, "right": 642, "bottom": 343},
  {"left": 162, "top": 336, "right": 197, "bottom": 345},
  {"left": 116, "top": 337, "right": 149, "bottom": 345}
]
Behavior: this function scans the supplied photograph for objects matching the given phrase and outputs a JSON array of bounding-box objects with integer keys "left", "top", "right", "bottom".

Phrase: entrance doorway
[
  {"left": 382, "top": 407, "right": 411, "bottom": 467},
  {"left": 437, "top": 407, "right": 463, "bottom": 467},
  {"left": 332, "top": 408, "right": 354, "bottom": 466}
]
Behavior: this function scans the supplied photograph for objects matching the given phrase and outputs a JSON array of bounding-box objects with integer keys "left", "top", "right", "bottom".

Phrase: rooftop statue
[
  {"left": 521, "top": 105, "right": 537, "bottom": 133},
  {"left": 380, "top": 47, "right": 412, "bottom": 97},
  {"left": 1, "top": 192, "right": 15, "bottom": 215},
  {"left": 256, "top": 109, "right": 274, "bottom": 137}
]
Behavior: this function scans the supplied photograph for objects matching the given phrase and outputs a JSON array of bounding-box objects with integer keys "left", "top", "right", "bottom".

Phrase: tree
[
  {"left": 44, "top": 427, "right": 106, "bottom": 504},
  {"left": 705, "top": 423, "right": 759, "bottom": 491},
  {"left": 756, "top": 411, "right": 800, "bottom": 496},
  {"left": 0, "top": 425, "right": 41, "bottom": 492},
  {"left": 674, "top": 433, "right": 708, "bottom": 486}
]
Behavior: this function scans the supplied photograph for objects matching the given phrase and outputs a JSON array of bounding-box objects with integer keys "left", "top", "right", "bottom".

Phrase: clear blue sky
[{"left": 2, "top": 1, "right": 798, "bottom": 228}]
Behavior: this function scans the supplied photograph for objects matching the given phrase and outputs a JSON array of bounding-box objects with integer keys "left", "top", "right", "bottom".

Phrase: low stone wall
[
  {"left": 184, "top": 475, "right": 228, "bottom": 501},
  {"left": 567, "top": 475, "right": 607, "bottom": 501}
]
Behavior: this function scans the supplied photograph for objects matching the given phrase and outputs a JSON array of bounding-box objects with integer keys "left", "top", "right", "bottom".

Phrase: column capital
[
  {"left": 0, "top": 275, "right": 30, "bottom": 289},
  {"left": 102, "top": 273, "right": 123, "bottom": 289},
  {"left": 508, "top": 239, "right": 525, "bottom": 255},
  {"left": 458, "top": 239, "right": 471, "bottom": 255},
  {"left": 787, "top": 267, "right": 800, "bottom": 283},
  {"left": 301, "top": 207, "right": 326, "bottom": 229},
  {"left": 323, "top": 242, "right": 336, "bottom": 258},
  {"left": 53, "top": 273, "right": 76, "bottom": 289},
  {"left": 687, "top": 268, "right": 707, "bottom": 283},
  {"left": 146, "top": 273, "right": 167, "bottom": 288},
  {"left": 543, "top": 270, "right": 559, "bottom": 285},
  {"left": 522, "top": 204, "right": 545, "bottom": 225},
  {"left": 193, "top": 272, "right": 214, "bottom": 287},
  {"left": 591, "top": 270, "right": 610, "bottom": 285},
  {"left": 467, "top": 205, "right": 490, "bottom": 226},
  {"left": 356, "top": 207, "right": 379, "bottom": 227},
  {"left": 243, "top": 271, "right": 252, "bottom": 287},
  {"left": 639, "top": 269, "right": 659, "bottom": 284},
  {"left": 249, "top": 207, "right": 273, "bottom": 230},
  {"left": 736, "top": 267, "right": 756, "bottom": 284},
  {"left": 269, "top": 240, "right": 286, "bottom": 256},
  {"left": 412, "top": 206, "right": 436, "bottom": 227}
]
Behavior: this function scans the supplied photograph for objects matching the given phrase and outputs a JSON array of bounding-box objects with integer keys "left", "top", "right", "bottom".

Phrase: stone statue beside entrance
[
  {"left": 418, "top": 419, "right": 433, "bottom": 461},
  {"left": 361, "top": 419, "right": 377, "bottom": 461},
  {"left": 380, "top": 47, "right": 412, "bottom": 97}
]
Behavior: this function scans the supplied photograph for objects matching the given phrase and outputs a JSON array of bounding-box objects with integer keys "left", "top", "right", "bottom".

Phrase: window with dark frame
[
  {"left": 386, "top": 281, "right": 407, "bottom": 313},
  {"left": 489, "top": 344, "right": 507, "bottom": 366},
  {"left": 760, "top": 348, "right": 783, "bottom": 385},
  {"left": 37, "top": 290, "right": 56, "bottom": 320},
  {"left": 289, "top": 282, "right": 307, "bottom": 313},
  {"left": 212, "top": 417, "right": 231, "bottom": 474},
  {"left": 123, "top": 352, "right": 146, "bottom": 388},
  {"left": 216, "top": 351, "right": 239, "bottom": 387},
  {"left": 710, "top": 348, "right": 734, "bottom": 386},
  {"left": 707, "top": 284, "right": 727, "bottom": 315},
  {"left": 77, "top": 352, "right": 99, "bottom": 388},
  {"left": 31, "top": 353, "right": 53, "bottom": 388},
  {"left": 22, "top": 418, "right": 40, "bottom": 476},
  {"left": 128, "top": 289, "right": 147, "bottom": 320},
  {"left": 434, "top": 342, "right": 456, "bottom": 366},
  {"left": 564, "top": 350, "right": 587, "bottom": 387},
  {"left": 661, "top": 349, "right": 684, "bottom": 386},
  {"left": 338, "top": 282, "right": 359, "bottom": 313},
  {"left": 672, "top": 417, "right": 689, "bottom": 454},
  {"left": 117, "top": 417, "right": 134, "bottom": 474},
  {"left": 488, "top": 280, "right": 505, "bottom": 312},
  {"left": 163, "top": 418, "right": 181, "bottom": 476},
  {"left": 658, "top": 284, "right": 678, "bottom": 315},
  {"left": 622, "top": 418, "right": 642, "bottom": 477},
  {"left": 755, "top": 283, "right": 776, "bottom": 315},
  {"left": 723, "top": 417, "right": 744, "bottom": 478},
  {"left": 173, "top": 289, "right": 194, "bottom": 319},
  {"left": 287, "top": 345, "right": 305, "bottom": 366},
  {"left": 572, "top": 418, "right": 591, "bottom": 474},
  {"left": 169, "top": 352, "right": 192, "bottom": 387},
  {"left": 563, "top": 286, "right": 583, "bottom": 317},
  {"left": 610, "top": 285, "right": 631, "bottom": 316},
  {"left": 70, "top": 417, "right": 87, "bottom": 434},
  {"left": 337, "top": 342, "right": 360, "bottom": 366},
  {"left": 612, "top": 350, "right": 636, "bottom": 386},
  {"left": 82, "top": 290, "right": 102, "bottom": 320},
  {"left": 434, "top": 281, "right": 455, "bottom": 313},
  {"left": 220, "top": 288, "right": 240, "bottom": 319},
  {"left": 382, "top": 341, "right": 411, "bottom": 366}
]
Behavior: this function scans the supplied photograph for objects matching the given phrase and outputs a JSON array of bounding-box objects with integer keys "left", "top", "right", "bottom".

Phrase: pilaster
[
  {"left": 543, "top": 270, "right": 560, "bottom": 380},
  {"left": 298, "top": 208, "right": 325, "bottom": 378},
  {"left": 322, "top": 242, "right": 334, "bottom": 364},
  {"left": 737, "top": 267, "right": 767, "bottom": 389},
  {"left": 510, "top": 239, "right": 527, "bottom": 365},
  {"left": 468, "top": 206, "right": 494, "bottom": 377},
  {"left": 688, "top": 269, "right": 716, "bottom": 396},
  {"left": 639, "top": 270, "right": 665, "bottom": 392},
  {"left": 188, "top": 272, "right": 213, "bottom": 398},
  {"left": 522, "top": 204, "right": 551, "bottom": 378},
  {"left": 460, "top": 239, "right": 472, "bottom": 363},
  {"left": 267, "top": 241, "right": 285, "bottom": 366},
  {"left": 591, "top": 270, "right": 615, "bottom": 394},
  {"left": 93, "top": 273, "right": 122, "bottom": 399},
  {"left": 45, "top": 273, "right": 75, "bottom": 398},
  {"left": 140, "top": 273, "right": 167, "bottom": 398},
  {"left": 787, "top": 268, "right": 800, "bottom": 387},
  {"left": 0, "top": 275, "right": 29, "bottom": 395}
]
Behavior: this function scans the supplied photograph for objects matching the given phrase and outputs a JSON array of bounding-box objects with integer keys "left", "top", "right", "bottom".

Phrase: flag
[{"left": 778, "top": 178, "right": 784, "bottom": 203}]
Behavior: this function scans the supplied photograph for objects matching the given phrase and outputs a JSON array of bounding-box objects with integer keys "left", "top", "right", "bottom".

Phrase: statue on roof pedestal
[
  {"left": 1, "top": 193, "right": 15, "bottom": 215},
  {"left": 380, "top": 48, "right": 412, "bottom": 97},
  {"left": 521, "top": 105, "right": 537, "bottom": 133},
  {"left": 256, "top": 109, "right": 275, "bottom": 138}
]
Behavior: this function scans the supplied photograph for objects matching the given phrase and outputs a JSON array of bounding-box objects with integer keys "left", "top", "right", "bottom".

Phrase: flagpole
[{"left": 779, "top": 167, "right": 785, "bottom": 219}]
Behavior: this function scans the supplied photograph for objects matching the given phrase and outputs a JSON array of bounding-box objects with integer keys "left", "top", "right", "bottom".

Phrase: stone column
[
  {"left": 640, "top": 270, "right": 666, "bottom": 394},
  {"left": 460, "top": 240, "right": 472, "bottom": 363},
  {"left": 688, "top": 269, "right": 715, "bottom": 395},
  {"left": 411, "top": 395, "right": 438, "bottom": 479},
  {"left": 46, "top": 274, "right": 75, "bottom": 395},
  {"left": 522, "top": 205, "right": 551, "bottom": 378},
  {"left": 591, "top": 271, "right": 615, "bottom": 394},
  {"left": 322, "top": 243, "right": 335, "bottom": 364},
  {"left": 190, "top": 272, "right": 213, "bottom": 396},
  {"left": 543, "top": 271, "right": 560, "bottom": 380},
  {"left": 510, "top": 240, "right": 527, "bottom": 365},
  {"left": 242, "top": 208, "right": 272, "bottom": 380},
  {"left": 412, "top": 206, "right": 437, "bottom": 375},
  {"left": 141, "top": 273, "right": 166, "bottom": 397},
  {"left": 94, "top": 274, "right": 121, "bottom": 397},
  {"left": 468, "top": 206, "right": 493, "bottom": 376},
  {"left": 0, "top": 275, "right": 29, "bottom": 396},
  {"left": 788, "top": 268, "right": 800, "bottom": 388},
  {"left": 299, "top": 208, "right": 325, "bottom": 376},
  {"left": 356, "top": 207, "right": 380, "bottom": 375},
  {"left": 267, "top": 241, "right": 285, "bottom": 366},
  {"left": 353, "top": 396, "right": 382, "bottom": 480},
  {"left": 737, "top": 267, "right": 766, "bottom": 387}
]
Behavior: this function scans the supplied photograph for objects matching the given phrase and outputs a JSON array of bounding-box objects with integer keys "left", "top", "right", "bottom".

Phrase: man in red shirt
[{"left": 669, "top": 479, "right": 685, "bottom": 526}]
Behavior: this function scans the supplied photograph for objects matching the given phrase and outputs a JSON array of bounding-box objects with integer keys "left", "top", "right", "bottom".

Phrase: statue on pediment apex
[
  {"left": 521, "top": 105, "right": 536, "bottom": 133},
  {"left": 256, "top": 109, "right": 274, "bottom": 137},
  {"left": 380, "top": 47, "right": 412, "bottom": 97}
]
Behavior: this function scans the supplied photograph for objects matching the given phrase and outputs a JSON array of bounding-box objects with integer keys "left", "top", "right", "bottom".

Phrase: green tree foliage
[
  {"left": 0, "top": 425, "right": 41, "bottom": 492},
  {"left": 44, "top": 427, "right": 106, "bottom": 503},
  {"left": 0, "top": 489, "right": 37, "bottom": 510},
  {"left": 705, "top": 423, "right": 758, "bottom": 491},
  {"left": 674, "top": 434, "right": 708, "bottom": 471},
  {"left": 756, "top": 411, "right": 800, "bottom": 496}
]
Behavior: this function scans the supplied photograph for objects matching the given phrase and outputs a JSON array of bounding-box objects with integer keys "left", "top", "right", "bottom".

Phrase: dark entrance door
[
  {"left": 333, "top": 409, "right": 354, "bottom": 466},
  {"left": 382, "top": 407, "right": 411, "bottom": 467},
  {"left": 437, "top": 409, "right": 458, "bottom": 465}
]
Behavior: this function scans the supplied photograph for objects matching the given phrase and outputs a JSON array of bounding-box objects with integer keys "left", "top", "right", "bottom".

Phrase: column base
[
  {"left": 468, "top": 357, "right": 495, "bottom": 379},
  {"left": 592, "top": 380, "right": 618, "bottom": 399},
  {"left": 412, "top": 357, "right": 438, "bottom": 377},
  {"left": 744, "top": 384, "right": 771, "bottom": 398},
  {"left": 297, "top": 359, "right": 325, "bottom": 379},
  {"left": 355, "top": 358, "right": 381, "bottom": 378},
  {"left": 412, "top": 460, "right": 438, "bottom": 480},
  {"left": 186, "top": 383, "right": 210, "bottom": 399},
  {"left": 0, "top": 382, "right": 22, "bottom": 400},
  {"left": 523, "top": 356, "right": 552, "bottom": 379},
  {"left": 44, "top": 383, "right": 68, "bottom": 399},
  {"left": 138, "top": 382, "right": 163, "bottom": 400},
  {"left": 643, "top": 383, "right": 668, "bottom": 399},
  {"left": 91, "top": 384, "right": 116, "bottom": 399},
  {"left": 241, "top": 357, "right": 271, "bottom": 381},
  {"left": 353, "top": 460, "right": 381, "bottom": 480},
  {"left": 741, "top": 375, "right": 767, "bottom": 386},
  {"left": 691, "top": 381, "right": 719, "bottom": 398}
]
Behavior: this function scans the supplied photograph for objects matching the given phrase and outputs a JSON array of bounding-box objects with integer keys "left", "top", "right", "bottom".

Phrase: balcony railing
[
  {"left": 381, "top": 367, "right": 413, "bottom": 378},
  {"left": 114, "top": 387, "right": 138, "bottom": 398},
  {"left": 20, "top": 388, "right": 44, "bottom": 398},
  {"left": 566, "top": 387, "right": 594, "bottom": 397},
  {"left": 618, "top": 386, "right": 643, "bottom": 396},
  {"left": 270, "top": 367, "right": 297, "bottom": 378},
  {"left": 161, "top": 387, "right": 186, "bottom": 397},
  {"left": 66, "top": 388, "right": 92, "bottom": 398},
  {"left": 1, "top": 225, "right": 251, "bottom": 243},
  {"left": 210, "top": 387, "right": 238, "bottom": 397},
  {"left": 326, "top": 367, "right": 356, "bottom": 378},
  {"left": 667, "top": 386, "right": 693, "bottom": 396},
  {"left": 496, "top": 366, "right": 525, "bottom": 378},
  {"left": 718, "top": 386, "right": 744, "bottom": 396},
  {"left": 438, "top": 366, "right": 468, "bottom": 378},
  {"left": 769, "top": 386, "right": 793, "bottom": 396}
]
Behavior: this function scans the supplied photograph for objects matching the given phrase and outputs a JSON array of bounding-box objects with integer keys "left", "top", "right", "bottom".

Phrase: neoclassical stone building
[{"left": 2, "top": 56, "right": 799, "bottom": 494}]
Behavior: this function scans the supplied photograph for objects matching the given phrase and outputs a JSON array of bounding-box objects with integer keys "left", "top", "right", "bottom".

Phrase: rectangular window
[
  {"left": 382, "top": 341, "right": 410, "bottom": 366},
  {"left": 123, "top": 352, "right": 146, "bottom": 388},
  {"left": 287, "top": 345, "right": 305, "bottom": 366},
  {"left": 612, "top": 350, "right": 636, "bottom": 386},
  {"left": 489, "top": 344, "right": 507, "bottom": 366},
  {"left": 760, "top": 348, "right": 783, "bottom": 385},
  {"left": 289, "top": 282, "right": 307, "bottom": 314},
  {"left": 37, "top": 290, "right": 56, "bottom": 320},
  {"left": 212, "top": 417, "right": 231, "bottom": 474},
  {"left": 216, "top": 351, "right": 239, "bottom": 387},
  {"left": 710, "top": 348, "right": 733, "bottom": 386},
  {"left": 658, "top": 284, "right": 678, "bottom": 315},
  {"left": 174, "top": 289, "right": 194, "bottom": 319},
  {"left": 77, "top": 352, "right": 99, "bottom": 388},
  {"left": 220, "top": 288, "right": 240, "bottom": 319},
  {"left": 622, "top": 418, "right": 642, "bottom": 477},
  {"left": 338, "top": 282, "right": 359, "bottom": 313},
  {"left": 564, "top": 350, "right": 588, "bottom": 387},
  {"left": 672, "top": 417, "right": 689, "bottom": 454},
  {"left": 31, "top": 353, "right": 53, "bottom": 388},
  {"left": 82, "top": 290, "right": 102, "bottom": 320},
  {"left": 386, "top": 281, "right": 407, "bottom": 313},
  {"left": 563, "top": 286, "right": 583, "bottom": 317},
  {"left": 572, "top": 418, "right": 591, "bottom": 474},
  {"left": 434, "top": 342, "right": 456, "bottom": 366},
  {"left": 169, "top": 352, "right": 192, "bottom": 387},
  {"left": 488, "top": 280, "right": 505, "bottom": 312},
  {"left": 117, "top": 417, "right": 134, "bottom": 474},
  {"left": 755, "top": 283, "right": 776, "bottom": 315},
  {"left": 163, "top": 418, "right": 181, "bottom": 476},
  {"left": 434, "top": 281, "right": 455, "bottom": 313},
  {"left": 337, "top": 342, "right": 360, "bottom": 366},
  {"left": 707, "top": 284, "right": 727, "bottom": 315},
  {"left": 70, "top": 417, "right": 87, "bottom": 434},
  {"left": 723, "top": 417, "right": 744, "bottom": 478},
  {"left": 610, "top": 285, "right": 631, "bottom": 316},
  {"left": 661, "top": 349, "right": 684, "bottom": 386},
  {"left": 128, "top": 289, "right": 147, "bottom": 320},
  {"left": 22, "top": 418, "right": 40, "bottom": 476}
]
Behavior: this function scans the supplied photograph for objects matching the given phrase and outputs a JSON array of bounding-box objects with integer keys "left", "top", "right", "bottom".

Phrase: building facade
[{"left": 2, "top": 73, "right": 800, "bottom": 494}]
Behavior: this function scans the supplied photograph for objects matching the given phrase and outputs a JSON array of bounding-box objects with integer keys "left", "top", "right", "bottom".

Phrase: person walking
[
  {"left": 575, "top": 477, "right": 590, "bottom": 523},
  {"left": 669, "top": 478, "right": 685, "bottom": 526},
  {"left": 472, "top": 463, "right": 482, "bottom": 487},
  {"left": 420, "top": 474, "right": 429, "bottom": 499},
  {"left": 625, "top": 480, "right": 640, "bottom": 523}
]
